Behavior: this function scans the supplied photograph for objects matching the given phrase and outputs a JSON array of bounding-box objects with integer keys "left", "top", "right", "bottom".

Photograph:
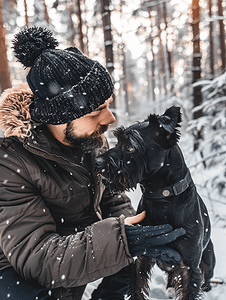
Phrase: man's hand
[
  {"left": 124, "top": 211, "right": 186, "bottom": 265},
  {"left": 124, "top": 211, "right": 146, "bottom": 225}
]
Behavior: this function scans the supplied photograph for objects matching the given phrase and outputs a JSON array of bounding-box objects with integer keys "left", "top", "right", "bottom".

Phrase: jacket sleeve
[
  {"left": 0, "top": 160, "right": 133, "bottom": 288},
  {"left": 100, "top": 187, "right": 136, "bottom": 219}
]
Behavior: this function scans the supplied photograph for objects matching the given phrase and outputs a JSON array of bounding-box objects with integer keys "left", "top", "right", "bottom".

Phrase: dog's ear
[
  {"left": 148, "top": 106, "right": 182, "bottom": 148},
  {"left": 159, "top": 106, "right": 182, "bottom": 134}
]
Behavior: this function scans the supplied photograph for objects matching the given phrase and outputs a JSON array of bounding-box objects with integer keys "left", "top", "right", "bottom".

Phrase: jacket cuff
[{"left": 118, "top": 214, "right": 133, "bottom": 259}]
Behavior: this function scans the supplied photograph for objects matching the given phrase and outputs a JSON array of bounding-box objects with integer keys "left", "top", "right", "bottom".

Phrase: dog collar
[{"left": 142, "top": 170, "right": 194, "bottom": 199}]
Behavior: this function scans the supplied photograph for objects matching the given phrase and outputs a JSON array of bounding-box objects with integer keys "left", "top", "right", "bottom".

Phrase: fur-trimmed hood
[{"left": 0, "top": 84, "right": 33, "bottom": 138}]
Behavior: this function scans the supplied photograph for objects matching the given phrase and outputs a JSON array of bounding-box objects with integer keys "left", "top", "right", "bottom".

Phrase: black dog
[{"left": 95, "top": 106, "right": 216, "bottom": 300}]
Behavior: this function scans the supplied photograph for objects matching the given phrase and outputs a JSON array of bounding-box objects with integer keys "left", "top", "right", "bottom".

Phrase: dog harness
[{"left": 142, "top": 170, "right": 194, "bottom": 199}]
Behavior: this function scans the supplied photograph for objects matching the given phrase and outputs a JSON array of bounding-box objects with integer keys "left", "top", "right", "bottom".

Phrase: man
[{"left": 0, "top": 27, "right": 185, "bottom": 300}]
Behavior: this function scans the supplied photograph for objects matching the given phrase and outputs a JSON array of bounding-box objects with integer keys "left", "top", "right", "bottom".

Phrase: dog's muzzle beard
[
  {"left": 95, "top": 155, "right": 132, "bottom": 192},
  {"left": 95, "top": 151, "right": 147, "bottom": 193}
]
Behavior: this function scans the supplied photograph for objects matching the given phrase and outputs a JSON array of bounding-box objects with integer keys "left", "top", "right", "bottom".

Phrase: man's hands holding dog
[{"left": 124, "top": 211, "right": 186, "bottom": 264}]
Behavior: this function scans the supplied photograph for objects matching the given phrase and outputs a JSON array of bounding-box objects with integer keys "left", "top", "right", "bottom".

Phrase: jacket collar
[{"left": 23, "top": 124, "right": 108, "bottom": 173}]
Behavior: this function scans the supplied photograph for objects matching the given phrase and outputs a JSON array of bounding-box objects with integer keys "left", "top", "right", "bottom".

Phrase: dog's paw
[{"left": 166, "top": 287, "right": 175, "bottom": 299}]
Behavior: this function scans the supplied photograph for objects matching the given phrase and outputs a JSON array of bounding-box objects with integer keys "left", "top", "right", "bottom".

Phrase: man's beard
[{"left": 64, "top": 122, "right": 108, "bottom": 153}]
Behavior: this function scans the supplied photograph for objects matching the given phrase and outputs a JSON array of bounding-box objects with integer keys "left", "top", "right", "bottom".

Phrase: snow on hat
[{"left": 12, "top": 26, "right": 114, "bottom": 125}]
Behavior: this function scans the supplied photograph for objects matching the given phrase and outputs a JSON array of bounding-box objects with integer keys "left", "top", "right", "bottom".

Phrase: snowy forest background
[{"left": 0, "top": 0, "right": 226, "bottom": 299}]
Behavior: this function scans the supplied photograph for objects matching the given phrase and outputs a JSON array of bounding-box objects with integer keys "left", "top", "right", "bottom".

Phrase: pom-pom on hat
[{"left": 12, "top": 26, "right": 114, "bottom": 125}]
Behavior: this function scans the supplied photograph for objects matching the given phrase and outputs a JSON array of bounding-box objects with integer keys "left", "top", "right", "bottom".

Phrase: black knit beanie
[{"left": 12, "top": 26, "right": 114, "bottom": 125}]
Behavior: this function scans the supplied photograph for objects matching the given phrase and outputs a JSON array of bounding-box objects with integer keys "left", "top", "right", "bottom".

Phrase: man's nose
[{"left": 100, "top": 107, "right": 116, "bottom": 125}]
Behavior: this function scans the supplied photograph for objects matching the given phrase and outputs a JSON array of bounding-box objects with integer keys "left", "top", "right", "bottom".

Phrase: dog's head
[{"left": 95, "top": 106, "right": 182, "bottom": 192}]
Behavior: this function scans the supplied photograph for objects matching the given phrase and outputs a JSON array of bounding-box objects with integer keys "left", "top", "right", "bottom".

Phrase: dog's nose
[{"left": 95, "top": 156, "right": 104, "bottom": 167}]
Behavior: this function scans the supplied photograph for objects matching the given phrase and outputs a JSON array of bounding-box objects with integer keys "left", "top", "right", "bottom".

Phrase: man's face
[{"left": 63, "top": 97, "right": 115, "bottom": 152}]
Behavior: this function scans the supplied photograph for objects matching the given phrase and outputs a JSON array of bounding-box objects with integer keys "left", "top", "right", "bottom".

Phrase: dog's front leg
[
  {"left": 157, "top": 242, "right": 204, "bottom": 300},
  {"left": 161, "top": 260, "right": 202, "bottom": 300},
  {"left": 128, "top": 255, "right": 154, "bottom": 300}
]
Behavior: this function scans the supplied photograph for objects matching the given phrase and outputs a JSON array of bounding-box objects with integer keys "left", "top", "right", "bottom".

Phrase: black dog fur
[{"left": 95, "top": 106, "right": 216, "bottom": 300}]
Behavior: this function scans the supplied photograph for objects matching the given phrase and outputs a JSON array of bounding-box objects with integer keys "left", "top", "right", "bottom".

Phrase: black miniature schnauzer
[{"left": 95, "top": 106, "right": 215, "bottom": 300}]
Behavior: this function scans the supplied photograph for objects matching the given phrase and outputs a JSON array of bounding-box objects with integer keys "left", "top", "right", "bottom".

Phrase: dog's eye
[{"left": 125, "top": 145, "right": 135, "bottom": 153}]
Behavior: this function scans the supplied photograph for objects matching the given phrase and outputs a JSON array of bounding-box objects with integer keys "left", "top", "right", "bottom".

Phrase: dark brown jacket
[{"left": 0, "top": 84, "right": 135, "bottom": 299}]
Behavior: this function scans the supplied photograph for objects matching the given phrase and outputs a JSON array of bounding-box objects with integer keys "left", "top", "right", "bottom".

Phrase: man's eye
[{"left": 125, "top": 145, "right": 135, "bottom": 153}]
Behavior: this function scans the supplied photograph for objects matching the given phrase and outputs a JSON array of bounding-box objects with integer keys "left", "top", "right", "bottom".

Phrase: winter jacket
[{"left": 0, "top": 84, "right": 135, "bottom": 299}]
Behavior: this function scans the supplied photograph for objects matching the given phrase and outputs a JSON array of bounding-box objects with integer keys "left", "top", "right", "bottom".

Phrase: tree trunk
[
  {"left": 148, "top": 9, "right": 155, "bottom": 102},
  {"left": 162, "top": 2, "right": 173, "bottom": 91},
  {"left": 145, "top": 50, "right": 151, "bottom": 102},
  {"left": 121, "top": 43, "right": 130, "bottom": 115},
  {"left": 77, "top": 0, "right": 85, "bottom": 53},
  {"left": 208, "top": 0, "right": 214, "bottom": 76},
  {"left": 23, "top": 0, "right": 29, "bottom": 27},
  {"left": 217, "top": 0, "right": 225, "bottom": 71},
  {"left": 82, "top": 0, "right": 89, "bottom": 56},
  {"left": 100, "top": 0, "right": 114, "bottom": 78},
  {"left": 119, "top": 0, "right": 129, "bottom": 115},
  {"left": 192, "top": 0, "right": 203, "bottom": 152},
  {"left": 0, "top": 0, "right": 11, "bottom": 92},
  {"left": 69, "top": 3, "right": 76, "bottom": 47},
  {"left": 42, "top": 0, "right": 50, "bottom": 25},
  {"left": 156, "top": 3, "right": 167, "bottom": 95},
  {"left": 100, "top": 0, "right": 116, "bottom": 122},
  {"left": 192, "top": 0, "right": 202, "bottom": 115}
]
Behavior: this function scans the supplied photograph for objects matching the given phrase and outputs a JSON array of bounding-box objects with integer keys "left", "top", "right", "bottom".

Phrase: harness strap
[{"left": 142, "top": 170, "right": 193, "bottom": 199}]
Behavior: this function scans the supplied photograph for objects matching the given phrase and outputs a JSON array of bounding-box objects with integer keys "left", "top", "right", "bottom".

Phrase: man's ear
[{"left": 148, "top": 106, "right": 182, "bottom": 148}]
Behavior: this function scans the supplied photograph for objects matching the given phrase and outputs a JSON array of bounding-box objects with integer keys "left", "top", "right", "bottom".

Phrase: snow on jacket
[{"left": 0, "top": 84, "right": 135, "bottom": 299}]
